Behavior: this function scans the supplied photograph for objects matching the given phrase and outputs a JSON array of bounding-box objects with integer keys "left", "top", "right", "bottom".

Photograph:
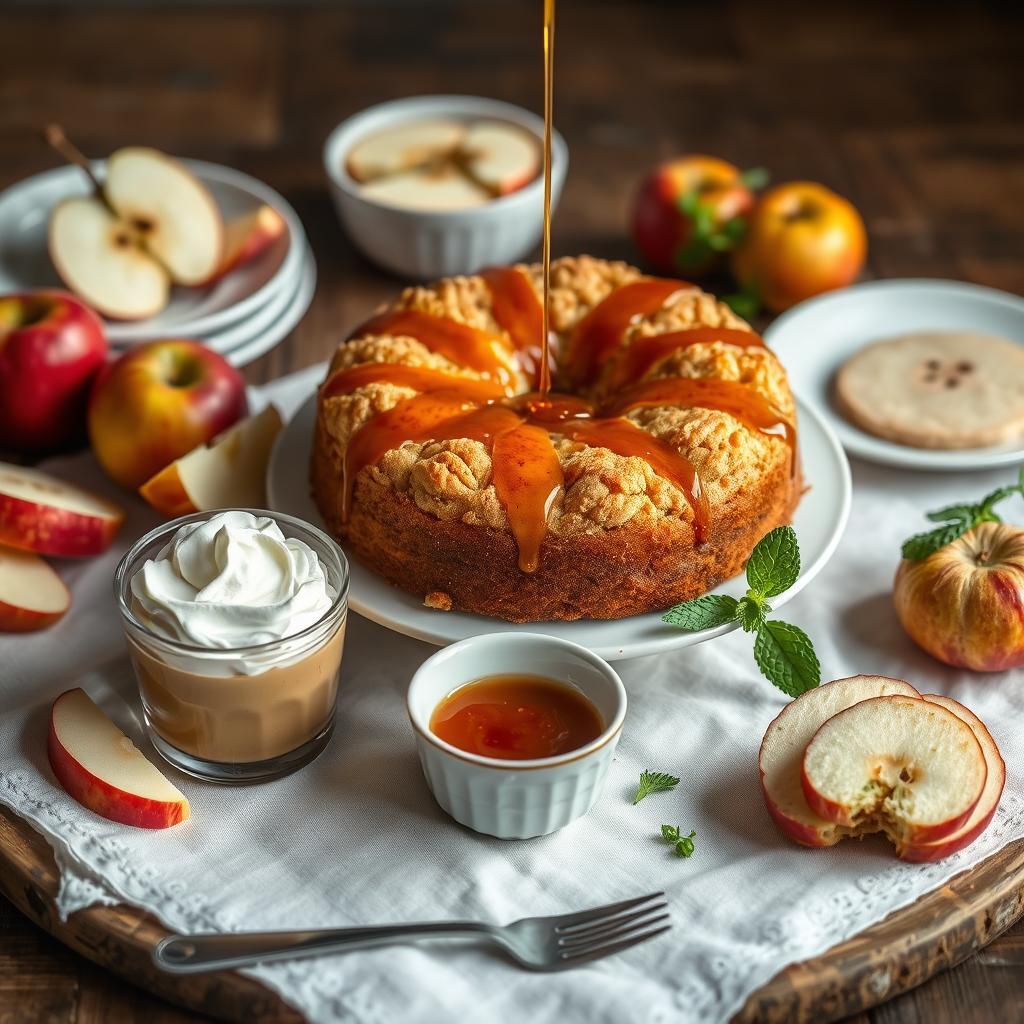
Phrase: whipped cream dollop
[{"left": 131, "top": 511, "right": 336, "bottom": 656}]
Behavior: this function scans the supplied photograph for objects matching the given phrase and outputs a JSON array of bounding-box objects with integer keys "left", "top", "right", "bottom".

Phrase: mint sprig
[
  {"left": 662, "top": 526, "right": 820, "bottom": 697},
  {"left": 901, "top": 470, "right": 1024, "bottom": 560},
  {"left": 660, "top": 824, "right": 697, "bottom": 858},
  {"left": 633, "top": 770, "right": 680, "bottom": 804}
]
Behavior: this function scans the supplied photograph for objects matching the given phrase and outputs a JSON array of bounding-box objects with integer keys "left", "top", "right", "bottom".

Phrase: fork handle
[{"left": 153, "top": 921, "right": 492, "bottom": 974}]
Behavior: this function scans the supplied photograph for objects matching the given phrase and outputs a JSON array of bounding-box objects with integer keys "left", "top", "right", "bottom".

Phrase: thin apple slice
[
  {"left": 898, "top": 695, "right": 1005, "bottom": 862},
  {"left": 139, "top": 404, "right": 283, "bottom": 517},
  {"left": 802, "top": 695, "right": 986, "bottom": 846},
  {"left": 207, "top": 204, "right": 287, "bottom": 283},
  {"left": 0, "top": 546, "right": 69, "bottom": 631},
  {"left": 48, "top": 688, "right": 189, "bottom": 828},
  {"left": 0, "top": 462, "right": 124, "bottom": 557},
  {"left": 360, "top": 164, "right": 491, "bottom": 211},
  {"left": 462, "top": 120, "right": 541, "bottom": 195},
  {"left": 759, "top": 675, "right": 920, "bottom": 847},
  {"left": 49, "top": 197, "right": 169, "bottom": 320},
  {"left": 106, "top": 147, "right": 223, "bottom": 286},
  {"left": 346, "top": 119, "right": 467, "bottom": 183}
]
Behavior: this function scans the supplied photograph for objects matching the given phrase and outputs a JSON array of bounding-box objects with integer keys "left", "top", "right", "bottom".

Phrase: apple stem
[{"left": 44, "top": 124, "right": 108, "bottom": 201}]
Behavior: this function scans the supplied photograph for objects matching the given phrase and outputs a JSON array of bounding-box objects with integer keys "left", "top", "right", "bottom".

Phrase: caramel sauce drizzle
[
  {"left": 321, "top": 363, "right": 507, "bottom": 403},
  {"left": 481, "top": 266, "right": 549, "bottom": 387}
]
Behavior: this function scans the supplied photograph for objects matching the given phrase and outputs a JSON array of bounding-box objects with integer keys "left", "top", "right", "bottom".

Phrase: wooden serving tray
[{"left": 2, "top": 805, "right": 1023, "bottom": 1024}]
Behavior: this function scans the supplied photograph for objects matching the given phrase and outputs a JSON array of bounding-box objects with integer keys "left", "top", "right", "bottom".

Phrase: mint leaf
[
  {"left": 925, "top": 504, "right": 973, "bottom": 524},
  {"left": 746, "top": 526, "right": 800, "bottom": 598},
  {"left": 674, "top": 831, "right": 697, "bottom": 858},
  {"left": 633, "top": 770, "right": 680, "bottom": 804},
  {"left": 901, "top": 522, "right": 970, "bottom": 561},
  {"left": 661, "top": 824, "right": 680, "bottom": 842},
  {"left": 724, "top": 288, "right": 760, "bottom": 319},
  {"left": 739, "top": 166, "right": 770, "bottom": 191},
  {"left": 753, "top": 620, "right": 820, "bottom": 697},
  {"left": 662, "top": 594, "right": 738, "bottom": 631},
  {"left": 736, "top": 594, "right": 767, "bottom": 633}
]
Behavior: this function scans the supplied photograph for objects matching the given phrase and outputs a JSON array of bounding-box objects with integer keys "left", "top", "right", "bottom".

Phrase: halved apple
[
  {"left": 139, "top": 404, "right": 283, "bottom": 517},
  {"left": 360, "top": 164, "right": 491, "bottom": 211},
  {"left": 462, "top": 120, "right": 541, "bottom": 195},
  {"left": 802, "top": 695, "right": 987, "bottom": 847},
  {"left": 346, "top": 119, "right": 466, "bottom": 183},
  {"left": 207, "top": 204, "right": 287, "bottom": 283},
  {"left": 759, "top": 675, "right": 920, "bottom": 847},
  {"left": 49, "top": 197, "right": 170, "bottom": 321},
  {"left": 0, "top": 546, "right": 70, "bottom": 631},
  {"left": 899, "top": 695, "right": 1005, "bottom": 862},
  {"left": 0, "top": 462, "right": 124, "bottom": 557},
  {"left": 48, "top": 688, "right": 189, "bottom": 829}
]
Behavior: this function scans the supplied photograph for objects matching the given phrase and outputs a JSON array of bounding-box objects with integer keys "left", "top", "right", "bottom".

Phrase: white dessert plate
[
  {"left": 266, "top": 393, "right": 850, "bottom": 661},
  {"left": 0, "top": 159, "right": 306, "bottom": 343},
  {"left": 220, "top": 249, "right": 317, "bottom": 368},
  {"left": 764, "top": 279, "right": 1024, "bottom": 471}
]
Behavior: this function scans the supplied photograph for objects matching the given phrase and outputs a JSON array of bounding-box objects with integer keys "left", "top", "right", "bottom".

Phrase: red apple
[
  {"left": 0, "top": 462, "right": 124, "bottom": 557},
  {"left": 0, "top": 546, "right": 70, "bottom": 631},
  {"left": 894, "top": 522, "right": 1024, "bottom": 672},
  {"left": 731, "top": 181, "right": 867, "bottom": 313},
  {"left": 759, "top": 675, "right": 920, "bottom": 847},
  {"left": 88, "top": 339, "right": 248, "bottom": 489},
  {"left": 48, "top": 688, "right": 190, "bottom": 829},
  {"left": 631, "top": 155, "right": 758, "bottom": 277},
  {"left": 0, "top": 290, "right": 107, "bottom": 452},
  {"left": 899, "top": 695, "right": 1005, "bottom": 862},
  {"left": 801, "top": 694, "right": 987, "bottom": 847}
]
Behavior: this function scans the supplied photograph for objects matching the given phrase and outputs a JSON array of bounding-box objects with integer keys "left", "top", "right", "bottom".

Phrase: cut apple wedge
[
  {"left": 759, "top": 675, "right": 920, "bottom": 847},
  {"left": 0, "top": 546, "right": 70, "bottom": 631},
  {"left": 360, "top": 164, "right": 492, "bottom": 211},
  {"left": 0, "top": 462, "right": 124, "bottom": 557},
  {"left": 802, "top": 694, "right": 987, "bottom": 847},
  {"left": 105, "top": 147, "right": 224, "bottom": 286},
  {"left": 48, "top": 688, "right": 189, "bottom": 829},
  {"left": 207, "top": 204, "right": 287, "bottom": 283},
  {"left": 898, "top": 695, "right": 1005, "bottom": 862},
  {"left": 49, "top": 197, "right": 170, "bottom": 321},
  {"left": 139, "top": 404, "right": 283, "bottom": 517},
  {"left": 462, "top": 120, "right": 541, "bottom": 195},
  {"left": 346, "top": 119, "right": 467, "bottom": 183}
]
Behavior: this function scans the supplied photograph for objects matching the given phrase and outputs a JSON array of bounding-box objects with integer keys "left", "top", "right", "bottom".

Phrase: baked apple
[{"left": 894, "top": 521, "right": 1024, "bottom": 672}]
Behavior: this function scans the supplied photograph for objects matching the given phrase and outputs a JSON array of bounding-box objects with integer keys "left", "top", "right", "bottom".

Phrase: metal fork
[{"left": 153, "top": 891, "right": 669, "bottom": 973}]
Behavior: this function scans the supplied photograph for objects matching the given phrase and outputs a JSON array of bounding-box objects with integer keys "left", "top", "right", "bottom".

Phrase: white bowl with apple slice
[{"left": 324, "top": 95, "right": 568, "bottom": 279}]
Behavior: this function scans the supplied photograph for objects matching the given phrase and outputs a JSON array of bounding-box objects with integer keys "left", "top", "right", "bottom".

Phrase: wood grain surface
[{"left": 1, "top": 1, "right": 1023, "bottom": 1022}]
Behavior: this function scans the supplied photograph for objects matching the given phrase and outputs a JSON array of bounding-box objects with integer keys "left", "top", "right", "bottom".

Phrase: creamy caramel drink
[{"left": 115, "top": 510, "right": 349, "bottom": 782}]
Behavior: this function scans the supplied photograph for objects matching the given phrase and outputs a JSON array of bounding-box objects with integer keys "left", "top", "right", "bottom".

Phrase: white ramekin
[
  {"left": 323, "top": 95, "right": 568, "bottom": 280},
  {"left": 407, "top": 633, "right": 626, "bottom": 840}
]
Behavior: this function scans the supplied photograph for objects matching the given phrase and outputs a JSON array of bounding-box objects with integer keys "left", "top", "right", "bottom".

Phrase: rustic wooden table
[{"left": 1, "top": 1, "right": 1022, "bottom": 1020}]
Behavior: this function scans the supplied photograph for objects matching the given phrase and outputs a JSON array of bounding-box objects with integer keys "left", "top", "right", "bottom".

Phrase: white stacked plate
[{"left": 0, "top": 160, "right": 316, "bottom": 367}]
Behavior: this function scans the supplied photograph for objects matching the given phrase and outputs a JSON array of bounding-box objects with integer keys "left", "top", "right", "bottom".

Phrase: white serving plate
[
  {"left": 764, "top": 279, "right": 1024, "bottom": 471},
  {"left": 0, "top": 159, "right": 306, "bottom": 343},
  {"left": 266, "top": 393, "right": 850, "bottom": 661}
]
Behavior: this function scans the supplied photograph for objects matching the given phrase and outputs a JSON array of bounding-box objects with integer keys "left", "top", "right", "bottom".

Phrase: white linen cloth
[{"left": 2, "top": 364, "right": 1023, "bottom": 1024}]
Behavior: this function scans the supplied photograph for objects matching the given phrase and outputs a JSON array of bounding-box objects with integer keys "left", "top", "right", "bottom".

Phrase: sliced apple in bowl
[
  {"left": 801, "top": 694, "right": 987, "bottom": 847},
  {"left": 48, "top": 688, "right": 189, "bottom": 829},
  {"left": 0, "top": 546, "right": 70, "bottom": 632},
  {"left": 0, "top": 462, "right": 124, "bottom": 557}
]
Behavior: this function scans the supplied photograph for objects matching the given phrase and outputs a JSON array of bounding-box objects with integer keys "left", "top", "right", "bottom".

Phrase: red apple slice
[
  {"left": 0, "top": 546, "right": 70, "bottom": 631},
  {"left": 462, "top": 120, "right": 541, "bottom": 195},
  {"left": 759, "top": 675, "right": 920, "bottom": 847},
  {"left": 898, "top": 695, "right": 1005, "bottom": 862},
  {"left": 106, "top": 147, "right": 224, "bottom": 286},
  {"left": 360, "top": 164, "right": 491, "bottom": 212},
  {"left": 207, "top": 204, "right": 287, "bottom": 283},
  {"left": 802, "top": 694, "right": 987, "bottom": 846},
  {"left": 0, "top": 462, "right": 124, "bottom": 557},
  {"left": 139, "top": 404, "right": 283, "bottom": 517},
  {"left": 48, "top": 688, "right": 189, "bottom": 829},
  {"left": 346, "top": 119, "right": 467, "bottom": 183},
  {"left": 49, "top": 197, "right": 170, "bottom": 321}
]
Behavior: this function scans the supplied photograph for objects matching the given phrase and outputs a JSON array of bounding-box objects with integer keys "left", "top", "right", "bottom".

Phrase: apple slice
[
  {"left": 898, "top": 695, "right": 1005, "bottom": 862},
  {"left": 105, "top": 147, "right": 224, "bottom": 286},
  {"left": 461, "top": 120, "right": 541, "bottom": 195},
  {"left": 207, "top": 204, "right": 287, "bottom": 283},
  {"left": 0, "top": 546, "right": 70, "bottom": 631},
  {"left": 802, "top": 694, "right": 987, "bottom": 847},
  {"left": 360, "top": 164, "right": 491, "bottom": 211},
  {"left": 48, "top": 688, "right": 189, "bottom": 829},
  {"left": 139, "top": 404, "right": 283, "bottom": 517},
  {"left": 759, "top": 675, "right": 920, "bottom": 847},
  {"left": 49, "top": 197, "right": 169, "bottom": 321},
  {"left": 346, "top": 119, "right": 467, "bottom": 183},
  {"left": 0, "top": 462, "right": 124, "bottom": 557}
]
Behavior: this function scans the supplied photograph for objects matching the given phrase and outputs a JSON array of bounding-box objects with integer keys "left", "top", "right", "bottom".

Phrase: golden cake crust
[{"left": 312, "top": 256, "right": 800, "bottom": 621}]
